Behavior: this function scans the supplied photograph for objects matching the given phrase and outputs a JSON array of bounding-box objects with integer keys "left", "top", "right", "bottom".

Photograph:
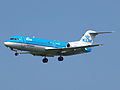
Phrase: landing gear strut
[
  {"left": 58, "top": 56, "right": 64, "bottom": 61},
  {"left": 42, "top": 57, "right": 48, "bottom": 63}
]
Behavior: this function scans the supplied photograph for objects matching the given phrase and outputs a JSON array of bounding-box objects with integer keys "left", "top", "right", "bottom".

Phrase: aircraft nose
[{"left": 4, "top": 42, "right": 11, "bottom": 47}]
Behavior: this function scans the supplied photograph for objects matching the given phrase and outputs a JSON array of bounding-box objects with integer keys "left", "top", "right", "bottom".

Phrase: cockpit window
[{"left": 10, "top": 38, "right": 19, "bottom": 40}]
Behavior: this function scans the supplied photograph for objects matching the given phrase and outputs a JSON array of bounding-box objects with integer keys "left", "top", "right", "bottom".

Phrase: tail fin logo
[{"left": 82, "top": 35, "right": 92, "bottom": 43}]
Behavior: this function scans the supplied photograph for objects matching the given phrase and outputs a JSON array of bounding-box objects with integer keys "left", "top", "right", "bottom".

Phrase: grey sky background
[{"left": 0, "top": 0, "right": 120, "bottom": 90}]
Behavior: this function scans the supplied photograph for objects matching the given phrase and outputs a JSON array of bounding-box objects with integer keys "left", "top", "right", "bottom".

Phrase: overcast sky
[{"left": 0, "top": 0, "right": 120, "bottom": 90}]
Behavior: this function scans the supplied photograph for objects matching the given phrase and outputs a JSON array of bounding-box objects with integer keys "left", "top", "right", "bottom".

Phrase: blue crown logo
[{"left": 82, "top": 35, "right": 92, "bottom": 43}]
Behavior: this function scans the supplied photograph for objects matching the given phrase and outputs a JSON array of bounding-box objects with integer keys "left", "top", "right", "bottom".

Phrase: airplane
[{"left": 4, "top": 30, "right": 112, "bottom": 63}]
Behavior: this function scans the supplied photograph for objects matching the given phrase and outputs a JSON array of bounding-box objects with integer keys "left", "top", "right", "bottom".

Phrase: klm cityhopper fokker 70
[{"left": 4, "top": 30, "right": 112, "bottom": 63}]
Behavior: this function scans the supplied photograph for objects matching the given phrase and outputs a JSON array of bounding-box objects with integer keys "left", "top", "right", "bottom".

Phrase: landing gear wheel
[
  {"left": 58, "top": 56, "right": 64, "bottom": 61},
  {"left": 42, "top": 58, "right": 48, "bottom": 63},
  {"left": 15, "top": 53, "right": 19, "bottom": 56}
]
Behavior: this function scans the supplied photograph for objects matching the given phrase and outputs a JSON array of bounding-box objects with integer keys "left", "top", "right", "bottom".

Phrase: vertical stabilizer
[{"left": 80, "top": 30, "right": 97, "bottom": 45}]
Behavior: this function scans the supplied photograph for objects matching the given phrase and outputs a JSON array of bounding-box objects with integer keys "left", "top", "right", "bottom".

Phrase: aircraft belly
[
  {"left": 21, "top": 44, "right": 46, "bottom": 52},
  {"left": 30, "top": 51, "right": 56, "bottom": 57},
  {"left": 11, "top": 43, "right": 56, "bottom": 56}
]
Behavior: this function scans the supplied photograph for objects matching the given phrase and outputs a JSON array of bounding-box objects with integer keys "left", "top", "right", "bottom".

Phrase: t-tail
[
  {"left": 69, "top": 30, "right": 112, "bottom": 47},
  {"left": 79, "top": 30, "right": 112, "bottom": 46}
]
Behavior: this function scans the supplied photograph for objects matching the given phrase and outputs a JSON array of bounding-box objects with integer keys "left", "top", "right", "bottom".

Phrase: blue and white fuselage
[
  {"left": 4, "top": 36, "right": 68, "bottom": 55},
  {"left": 4, "top": 30, "right": 112, "bottom": 63}
]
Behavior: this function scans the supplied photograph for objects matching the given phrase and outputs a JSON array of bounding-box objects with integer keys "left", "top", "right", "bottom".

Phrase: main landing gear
[
  {"left": 42, "top": 57, "right": 48, "bottom": 63},
  {"left": 58, "top": 56, "right": 64, "bottom": 61},
  {"left": 42, "top": 56, "right": 64, "bottom": 63}
]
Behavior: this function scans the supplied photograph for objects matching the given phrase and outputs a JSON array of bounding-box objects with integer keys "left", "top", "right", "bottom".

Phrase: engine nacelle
[
  {"left": 84, "top": 47, "right": 92, "bottom": 52},
  {"left": 66, "top": 43, "right": 70, "bottom": 47}
]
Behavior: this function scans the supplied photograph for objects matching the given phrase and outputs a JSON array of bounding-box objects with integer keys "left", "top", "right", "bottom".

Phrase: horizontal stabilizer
[{"left": 90, "top": 31, "right": 113, "bottom": 35}]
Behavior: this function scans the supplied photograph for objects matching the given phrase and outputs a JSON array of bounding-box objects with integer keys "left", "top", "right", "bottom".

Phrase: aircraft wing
[{"left": 46, "top": 44, "right": 103, "bottom": 51}]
